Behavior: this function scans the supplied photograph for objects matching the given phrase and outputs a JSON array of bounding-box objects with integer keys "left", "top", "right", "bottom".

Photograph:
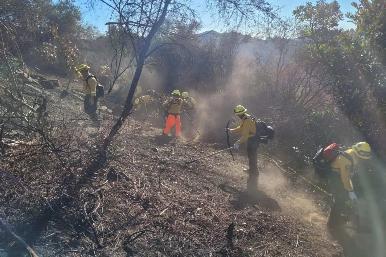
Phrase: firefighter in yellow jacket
[
  {"left": 163, "top": 90, "right": 183, "bottom": 137},
  {"left": 228, "top": 105, "right": 259, "bottom": 192},
  {"left": 133, "top": 90, "right": 159, "bottom": 111},
  {"left": 181, "top": 91, "right": 196, "bottom": 109},
  {"left": 327, "top": 142, "right": 371, "bottom": 228},
  {"left": 181, "top": 91, "right": 197, "bottom": 139},
  {"left": 76, "top": 64, "right": 98, "bottom": 115}
]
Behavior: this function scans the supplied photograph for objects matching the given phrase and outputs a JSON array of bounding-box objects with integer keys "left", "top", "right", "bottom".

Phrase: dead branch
[
  {"left": 0, "top": 121, "right": 5, "bottom": 154},
  {"left": 0, "top": 218, "right": 41, "bottom": 257},
  {"left": 83, "top": 202, "right": 103, "bottom": 248},
  {"left": 125, "top": 229, "right": 152, "bottom": 244},
  {"left": 0, "top": 84, "right": 36, "bottom": 112}
]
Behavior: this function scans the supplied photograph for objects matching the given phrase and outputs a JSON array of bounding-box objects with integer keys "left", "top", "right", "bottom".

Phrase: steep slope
[
  {"left": 0, "top": 76, "right": 342, "bottom": 256},
  {"left": 77, "top": 121, "right": 342, "bottom": 257}
]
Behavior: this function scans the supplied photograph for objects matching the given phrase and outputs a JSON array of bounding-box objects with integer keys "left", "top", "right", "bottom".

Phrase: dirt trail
[
  {"left": 202, "top": 145, "right": 333, "bottom": 246},
  {"left": 188, "top": 136, "right": 385, "bottom": 257},
  {"left": 0, "top": 78, "right": 344, "bottom": 256},
  {"left": 109, "top": 123, "right": 343, "bottom": 256}
]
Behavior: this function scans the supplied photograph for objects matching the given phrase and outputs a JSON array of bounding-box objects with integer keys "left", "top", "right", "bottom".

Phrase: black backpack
[
  {"left": 253, "top": 118, "right": 274, "bottom": 144},
  {"left": 86, "top": 75, "right": 105, "bottom": 98}
]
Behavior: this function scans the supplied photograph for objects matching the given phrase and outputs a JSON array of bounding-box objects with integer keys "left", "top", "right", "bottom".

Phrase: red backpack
[
  {"left": 322, "top": 143, "right": 340, "bottom": 161},
  {"left": 312, "top": 143, "right": 351, "bottom": 178}
]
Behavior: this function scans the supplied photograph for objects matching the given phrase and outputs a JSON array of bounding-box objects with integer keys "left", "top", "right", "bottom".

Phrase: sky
[{"left": 71, "top": 0, "right": 357, "bottom": 33}]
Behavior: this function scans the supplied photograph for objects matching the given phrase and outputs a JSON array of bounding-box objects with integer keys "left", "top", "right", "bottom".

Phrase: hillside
[
  {"left": 2, "top": 0, "right": 386, "bottom": 256},
  {"left": 0, "top": 76, "right": 343, "bottom": 257}
]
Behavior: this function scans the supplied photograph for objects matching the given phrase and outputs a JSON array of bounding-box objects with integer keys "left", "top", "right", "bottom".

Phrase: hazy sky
[{"left": 72, "top": 0, "right": 357, "bottom": 33}]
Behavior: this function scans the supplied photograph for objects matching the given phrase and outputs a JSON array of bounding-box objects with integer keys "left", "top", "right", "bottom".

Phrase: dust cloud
[
  {"left": 259, "top": 163, "right": 328, "bottom": 227},
  {"left": 193, "top": 42, "right": 268, "bottom": 141}
]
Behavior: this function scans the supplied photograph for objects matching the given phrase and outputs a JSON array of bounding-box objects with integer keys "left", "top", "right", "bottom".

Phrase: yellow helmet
[
  {"left": 234, "top": 105, "right": 247, "bottom": 115},
  {"left": 352, "top": 142, "right": 371, "bottom": 159},
  {"left": 181, "top": 91, "right": 189, "bottom": 98},
  {"left": 75, "top": 64, "right": 90, "bottom": 72},
  {"left": 171, "top": 89, "right": 181, "bottom": 96}
]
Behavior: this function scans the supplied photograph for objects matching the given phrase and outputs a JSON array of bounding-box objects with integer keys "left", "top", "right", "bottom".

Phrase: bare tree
[
  {"left": 100, "top": 0, "right": 172, "bottom": 151},
  {"left": 98, "top": 0, "right": 275, "bottom": 153}
]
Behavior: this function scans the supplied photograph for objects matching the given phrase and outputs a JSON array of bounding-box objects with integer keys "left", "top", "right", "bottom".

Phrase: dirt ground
[{"left": 0, "top": 77, "right": 370, "bottom": 257}]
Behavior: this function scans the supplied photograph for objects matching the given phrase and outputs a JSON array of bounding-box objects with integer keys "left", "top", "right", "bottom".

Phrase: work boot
[
  {"left": 327, "top": 209, "right": 345, "bottom": 229},
  {"left": 162, "top": 133, "right": 170, "bottom": 138}
]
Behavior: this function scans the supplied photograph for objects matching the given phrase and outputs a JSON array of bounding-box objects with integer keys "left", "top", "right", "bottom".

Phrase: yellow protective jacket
[
  {"left": 185, "top": 97, "right": 196, "bottom": 109},
  {"left": 330, "top": 149, "right": 357, "bottom": 192},
  {"left": 163, "top": 97, "right": 183, "bottom": 115},
  {"left": 134, "top": 95, "right": 155, "bottom": 107},
  {"left": 83, "top": 74, "right": 97, "bottom": 96},
  {"left": 230, "top": 114, "right": 256, "bottom": 144}
]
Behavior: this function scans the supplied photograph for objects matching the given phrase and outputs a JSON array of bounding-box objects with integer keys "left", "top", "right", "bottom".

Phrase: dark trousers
[
  {"left": 247, "top": 138, "right": 259, "bottom": 192},
  {"left": 84, "top": 95, "right": 97, "bottom": 114},
  {"left": 327, "top": 174, "right": 348, "bottom": 228}
]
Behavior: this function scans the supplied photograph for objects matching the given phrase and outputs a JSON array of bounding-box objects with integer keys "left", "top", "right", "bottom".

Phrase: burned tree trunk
[{"left": 102, "top": 0, "right": 171, "bottom": 152}]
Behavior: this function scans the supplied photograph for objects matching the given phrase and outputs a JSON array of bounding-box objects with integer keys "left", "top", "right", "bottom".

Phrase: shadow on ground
[
  {"left": 219, "top": 183, "right": 281, "bottom": 212},
  {"left": 154, "top": 134, "right": 173, "bottom": 145}
]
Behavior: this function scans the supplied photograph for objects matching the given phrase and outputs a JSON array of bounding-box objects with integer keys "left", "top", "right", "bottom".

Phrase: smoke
[
  {"left": 260, "top": 163, "right": 328, "bottom": 226},
  {"left": 105, "top": 66, "right": 166, "bottom": 114},
  {"left": 193, "top": 39, "right": 282, "bottom": 143},
  {"left": 190, "top": 36, "right": 386, "bottom": 256},
  {"left": 99, "top": 32, "right": 386, "bottom": 256}
]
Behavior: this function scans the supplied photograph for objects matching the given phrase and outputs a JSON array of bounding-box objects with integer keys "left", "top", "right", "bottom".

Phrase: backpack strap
[
  {"left": 340, "top": 151, "right": 354, "bottom": 172},
  {"left": 85, "top": 74, "right": 97, "bottom": 85},
  {"left": 252, "top": 117, "right": 267, "bottom": 135},
  {"left": 249, "top": 116, "right": 266, "bottom": 140},
  {"left": 249, "top": 115, "right": 258, "bottom": 127},
  {"left": 340, "top": 151, "right": 353, "bottom": 163}
]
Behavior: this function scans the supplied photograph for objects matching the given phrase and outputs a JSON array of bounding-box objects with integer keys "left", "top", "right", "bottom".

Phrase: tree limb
[{"left": 0, "top": 218, "right": 41, "bottom": 257}]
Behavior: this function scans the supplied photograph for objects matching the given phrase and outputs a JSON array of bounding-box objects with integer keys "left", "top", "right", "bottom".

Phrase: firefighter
[
  {"left": 163, "top": 90, "right": 183, "bottom": 138},
  {"left": 133, "top": 89, "right": 159, "bottom": 111},
  {"left": 327, "top": 141, "right": 372, "bottom": 228},
  {"left": 75, "top": 64, "right": 98, "bottom": 117},
  {"left": 133, "top": 89, "right": 164, "bottom": 125},
  {"left": 181, "top": 91, "right": 197, "bottom": 139},
  {"left": 227, "top": 105, "right": 259, "bottom": 193},
  {"left": 181, "top": 91, "right": 196, "bottom": 108}
]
